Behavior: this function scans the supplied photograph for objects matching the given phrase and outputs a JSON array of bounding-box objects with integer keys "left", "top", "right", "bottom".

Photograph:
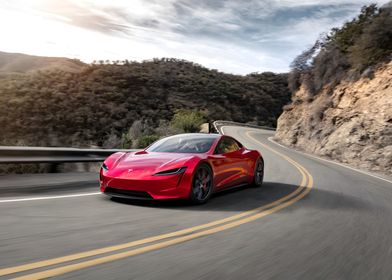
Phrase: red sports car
[{"left": 100, "top": 133, "right": 264, "bottom": 204}]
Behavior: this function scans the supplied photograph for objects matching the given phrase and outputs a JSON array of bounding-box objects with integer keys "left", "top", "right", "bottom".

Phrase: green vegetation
[
  {"left": 0, "top": 57, "right": 290, "bottom": 148},
  {"left": 289, "top": 4, "right": 392, "bottom": 96},
  {"left": 119, "top": 110, "right": 205, "bottom": 149},
  {"left": 138, "top": 135, "right": 161, "bottom": 148},
  {"left": 170, "top": 110, "right": 206, "bottom": 133}
]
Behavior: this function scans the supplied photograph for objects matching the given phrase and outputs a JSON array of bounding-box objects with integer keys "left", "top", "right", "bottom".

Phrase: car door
[{"left": 210, "top": 137, "right": 248, "bottom": 190}]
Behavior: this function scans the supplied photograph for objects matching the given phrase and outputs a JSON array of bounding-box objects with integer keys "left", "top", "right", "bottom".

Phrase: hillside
[
  {"left": 0, "top": 57, "right": 290, "bottom": 148},
  {"left": 0, "top": 51, "right": 85, "bottom": 73},
  {"left": 275, "top": 4, "right": 392, "bottom": 175}
]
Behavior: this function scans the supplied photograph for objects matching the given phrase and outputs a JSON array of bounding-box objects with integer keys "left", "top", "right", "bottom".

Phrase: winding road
[{"left": 1, "top": 125, "right": 392, "bottom": 279}]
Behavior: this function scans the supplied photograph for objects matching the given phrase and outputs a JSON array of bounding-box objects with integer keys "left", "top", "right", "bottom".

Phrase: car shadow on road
[{"left": 108, "top": 181, "right": 369, "bottom": 212}]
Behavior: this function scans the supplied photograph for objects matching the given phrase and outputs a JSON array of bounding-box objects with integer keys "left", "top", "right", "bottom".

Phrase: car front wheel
[{"left": 189, "top": 163, "right": 213, "bottom": 204}]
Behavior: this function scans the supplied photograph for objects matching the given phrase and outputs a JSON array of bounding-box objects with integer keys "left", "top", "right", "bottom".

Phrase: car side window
[{"left": 215, "top": 138, "right": 240, "bottom": 154}]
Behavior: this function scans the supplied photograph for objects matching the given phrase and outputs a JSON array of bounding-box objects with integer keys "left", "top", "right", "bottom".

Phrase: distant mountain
[
  {"left": 0, "top": 55, "right": 291, "bottom": 148},
  {"left": 0, "top": 51, "right": 85, "bottom": 73}
]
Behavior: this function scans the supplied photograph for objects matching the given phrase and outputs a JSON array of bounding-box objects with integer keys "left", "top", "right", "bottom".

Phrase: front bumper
[{"left": 100, "top": 171, "right": 193, "bottom": 200}]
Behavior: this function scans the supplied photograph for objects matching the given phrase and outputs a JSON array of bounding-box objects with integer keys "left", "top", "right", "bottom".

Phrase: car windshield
[{"left": 146, "top": 135, "right": 217, "bottom": 153}]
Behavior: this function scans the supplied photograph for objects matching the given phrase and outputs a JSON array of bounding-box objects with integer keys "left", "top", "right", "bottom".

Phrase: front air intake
[{"left": 104, "top": 187, "right": 153, "bottom": 199}]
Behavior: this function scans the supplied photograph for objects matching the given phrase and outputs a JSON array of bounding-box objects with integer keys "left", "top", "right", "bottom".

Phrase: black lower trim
[
  {"left": 213, "top": 183, "right": 249, "bottom": 194},
  {"left": 104, "top": 187, "right": 153, "bottom": 200}
]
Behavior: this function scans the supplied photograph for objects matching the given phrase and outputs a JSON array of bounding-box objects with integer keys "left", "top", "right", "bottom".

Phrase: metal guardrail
[
  {"left": 212, "top": 120, "right": 275, "bottom": 134},
  {"left": 0, "top": 121, "right": 273, "bottom": 164},
  {"left": 0, "top": 146, "right": 137, "bottom": 164}
]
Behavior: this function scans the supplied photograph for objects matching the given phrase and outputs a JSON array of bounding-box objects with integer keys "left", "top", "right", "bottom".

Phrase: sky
[{"left": 0, "top": 0, "right": 389, "bottom": 74}]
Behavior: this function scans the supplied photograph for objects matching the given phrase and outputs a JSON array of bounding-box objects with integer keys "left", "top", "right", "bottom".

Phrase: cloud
[
  {"left": 2, "top": 0, "right": 132, "bottom": 35},
  {"left": 0, "top": 0, "right": 390, "bottom": 74}
]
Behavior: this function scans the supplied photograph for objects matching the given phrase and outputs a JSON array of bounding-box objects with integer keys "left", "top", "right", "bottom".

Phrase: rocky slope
[{"left": 275, "top": 61, "right": 392, "bottom": 175}]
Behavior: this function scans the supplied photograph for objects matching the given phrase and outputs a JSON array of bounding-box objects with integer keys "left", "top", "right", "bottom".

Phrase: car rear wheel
[
  {"left": 190, "top": 163, "right": 213, "bottom": 204},
  {"left": 252, "top": 159, "right": 264, "bottom": 187}
]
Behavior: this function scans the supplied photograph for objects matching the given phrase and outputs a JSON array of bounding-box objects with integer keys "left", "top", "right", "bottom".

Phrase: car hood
[{"left": 108, "top": 151, "right": 196, "bottom": 178}]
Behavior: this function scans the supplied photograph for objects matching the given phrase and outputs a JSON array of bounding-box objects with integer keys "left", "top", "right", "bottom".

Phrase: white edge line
[
  {"left": 0, "top": 192, "right": 101, "bottom": 203},
  {"left": 267, "top": 136, "right": 392, "bottom": 185}
]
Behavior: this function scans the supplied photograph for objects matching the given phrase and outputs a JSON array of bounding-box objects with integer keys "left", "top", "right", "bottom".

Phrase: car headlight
[
  {"left": 154, "top": 167, "right": 187, "bottom": 176},
  {"left": 102, "top": 163, "right": 109, "bottom": 171}
]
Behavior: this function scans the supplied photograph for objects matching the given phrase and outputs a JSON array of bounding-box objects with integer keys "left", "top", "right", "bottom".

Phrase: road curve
[{"left": 1, "top": 125, "right": 392, "bottom": 279}]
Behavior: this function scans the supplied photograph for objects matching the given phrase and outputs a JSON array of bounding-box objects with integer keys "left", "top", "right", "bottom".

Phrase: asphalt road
[{"left": 1, "top": 125, "right": 392, "bottom": 279}]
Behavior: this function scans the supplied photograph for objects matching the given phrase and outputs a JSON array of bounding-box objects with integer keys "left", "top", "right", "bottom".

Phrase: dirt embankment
[{"left": 275, "top": 62, "right": 392, "bottom": 175}]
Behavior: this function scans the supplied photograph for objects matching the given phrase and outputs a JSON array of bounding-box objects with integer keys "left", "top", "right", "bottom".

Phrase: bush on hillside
[
  {"left": 138, "top": 134, "right": 160, "bottom": 148},
  {"left": 288, "top": 4, "right": 392, "bottom": 97},
  {"left": 170, "top": 110, "right": 206, "bottom": 133},
  {"left": 0, "top": 59, "right": 290, "bottom": 148}
]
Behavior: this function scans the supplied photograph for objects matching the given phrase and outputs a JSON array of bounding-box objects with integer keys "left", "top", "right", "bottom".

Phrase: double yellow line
[{"left": 0, "top": 131, "right": 313, "bottom": 279}]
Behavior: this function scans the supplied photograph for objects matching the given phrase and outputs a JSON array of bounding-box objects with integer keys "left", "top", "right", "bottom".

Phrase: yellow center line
[
  {"left": 4, "top": 130, "right": 314, "bottom": 279},
  {"left": 0, "top": 181, "right": 305, "bottom": 277}
]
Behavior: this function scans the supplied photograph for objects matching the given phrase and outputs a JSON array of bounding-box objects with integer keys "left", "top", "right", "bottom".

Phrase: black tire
[
  {"left": 252, "top": 158, "right": 264, "bottom": 187},
  {"left": 189, "top": 163, "right": 213, "bottom": 204}
]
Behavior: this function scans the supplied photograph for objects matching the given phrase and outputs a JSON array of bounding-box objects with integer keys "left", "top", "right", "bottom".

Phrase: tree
[
  {"left": 349, "top": 6, "right": 392, "bottom": 71},
  {"left": 287, "top": 4, "right": 391, "bottom": 96}
]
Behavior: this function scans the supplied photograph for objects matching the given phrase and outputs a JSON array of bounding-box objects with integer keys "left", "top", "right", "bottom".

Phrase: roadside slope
[{"left": 275, "top": 61, "right": 392, "bottom": 175}]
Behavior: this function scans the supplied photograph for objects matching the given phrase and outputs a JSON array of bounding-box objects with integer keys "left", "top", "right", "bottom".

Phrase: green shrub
[
  {"left": 138, "top": 135, "right": 160, "bottom": 148},
  {"left": 170, "top": 110, "right": 206, "bottom": 133},
  {"left": 121, "top": 132, "right": 133, "bottom": 149}
]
